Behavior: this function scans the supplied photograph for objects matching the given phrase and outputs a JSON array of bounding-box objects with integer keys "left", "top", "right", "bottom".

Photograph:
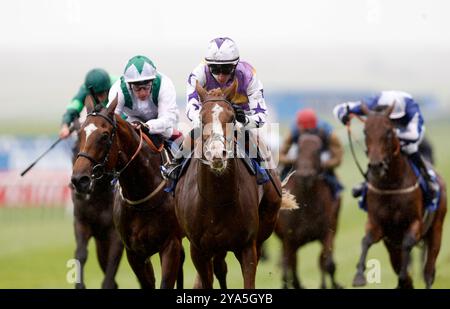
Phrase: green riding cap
[{"left": 84, "top": 68, "right": 111, "bottom": 94}]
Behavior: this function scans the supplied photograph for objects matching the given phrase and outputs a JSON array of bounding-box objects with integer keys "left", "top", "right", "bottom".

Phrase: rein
[{"left": 346, "top": 114, "right": 368, "bottom": 181}]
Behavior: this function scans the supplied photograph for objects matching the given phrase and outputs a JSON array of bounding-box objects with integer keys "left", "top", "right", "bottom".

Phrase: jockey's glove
[
  {"left": 131, "top": 121, "right": 150, "bottom": 135},
  {"left": 341, "top": 112, "right": 350, "bottom": 125},
  {"left": 233, "top": 105, "right": 247, "bottom": 125}
]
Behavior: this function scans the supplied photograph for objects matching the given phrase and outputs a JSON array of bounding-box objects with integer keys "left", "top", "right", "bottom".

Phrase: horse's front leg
[
  {"left": 159, "top": 237, "right": 183, "bottom": 289},
  {"left": 213, "top": 252, "right": 228, "bottom": 289},
  {"left": 353, "top": 220, "right": 383, "bottom": 287},
  {"left": 73, "top": 218, "right": 92, "bottom": 289},
  {"left": 190, "top": 244, "right": 214, "bottom": 288},
  {"left": 236, "top": 241, "right": 258, "bottom": 289},
  {"left": 100, "top": 230, "right": 124, "bottom": 289},
  {"left": 398, "top": 219, "right": 421, "bottom": 289}
]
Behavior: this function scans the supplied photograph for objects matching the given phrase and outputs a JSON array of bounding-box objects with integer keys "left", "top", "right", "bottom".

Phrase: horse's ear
[
  {"left": 360, "top": 102, "right": 370, "bottom": 115},
  {"left": 223, "top": 79, "right": 238, "bottom": 102},
  {"left": 195, "top": 81, "right": 208, "bottom": 102},
  {"left": 85, "top": 95, "right": 95, "bottom": 113},
  {"left": 106, "top": 94, "right": 118, "bottom": 118},
  {"left": 384, "top": 101, "right": 396, "bottom": 117}
]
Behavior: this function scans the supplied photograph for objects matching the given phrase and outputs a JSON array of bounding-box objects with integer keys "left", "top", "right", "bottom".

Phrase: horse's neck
[
  {"left": 371, "top": 153, "right": 416, "bottom": 188},
  {"left": 116, "top": 124, "right": 162, "bottom": 196},
  {"left": 294, "top": 176, "right": 321, "bottom": 201},
  {"left": 197, "top": 158, "right": 239, "bottom": 205}
]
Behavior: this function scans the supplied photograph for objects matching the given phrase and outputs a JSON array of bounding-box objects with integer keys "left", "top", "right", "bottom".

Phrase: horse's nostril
[
  {"left": 369, "top": 161, "right": 383, "bottom": 171},
  {"left": 204, "top": 150, "right": 212, "bottom": 160},
  {"left": 71, "top": 175, "right": 91, "bottom": 192},
  {"left": 222, "top": 150, "right": 228, "bottom": 158}
]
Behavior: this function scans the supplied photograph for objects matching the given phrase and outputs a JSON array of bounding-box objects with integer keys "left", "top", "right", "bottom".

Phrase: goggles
[
  {"left": 130, "top": 81, "right": 153, "bottom": 92},
  {"left": 209, "top": 64, "right": 235, "bottom": 75}
]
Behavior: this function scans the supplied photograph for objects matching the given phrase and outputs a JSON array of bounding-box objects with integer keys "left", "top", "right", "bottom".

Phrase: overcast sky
[
  {"left": 2, "top": 0, "right": 449, "bottom": 49},
  {"left": 1, "top": 0, "right": 450, "bottom": 121}
]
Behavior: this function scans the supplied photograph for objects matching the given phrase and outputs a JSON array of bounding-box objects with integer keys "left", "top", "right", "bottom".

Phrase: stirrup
[
  {"left": 352, "top": 183, "right": 364, "bottom": 198},
  {"left": 162, "top": 163, "right": 181, "bottom": 180}
]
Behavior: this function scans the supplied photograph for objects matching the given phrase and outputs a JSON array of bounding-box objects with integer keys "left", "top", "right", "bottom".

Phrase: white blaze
[
  {"left": 205, "top": 104, "right": 226, "bottom": 161},
  {"left": 211, "top": 104, "right": 224, "bottom": 136},
  {"left": 84, "top": 123, "right": 98, "bottom": 143}
]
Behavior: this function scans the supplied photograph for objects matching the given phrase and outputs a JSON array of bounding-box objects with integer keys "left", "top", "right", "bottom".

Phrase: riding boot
[
  {"left": 161, "top": 147, "right": 183, "bottom": 181},
  {"left": 161, "top": 127, "right": 199, "bottom": 182},
  {"left": 409, "top": 152, "right": 439, "bottom": 203},
  {"left": 253, "top": 149, "right": 269, "bottom": 185},
  {"left": 351, "top": 182, "right": 366, "bottom": 198}
]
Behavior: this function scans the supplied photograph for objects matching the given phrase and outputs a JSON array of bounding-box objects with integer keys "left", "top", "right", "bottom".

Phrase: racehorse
[
  {"left": 275, "top": 133, "right": 342, "bottom": 289},
  {"left": 70, "top": 126, "right": 124, "bottom": 289},
  {"left": 175, "top": 81, "right": 297, "bottom": 289},
  {"left": 352, "top": 104, "right": 447, "bottom": 289},
  {"left": 71, "top": 96, "right": 184, "bottom": 289}
]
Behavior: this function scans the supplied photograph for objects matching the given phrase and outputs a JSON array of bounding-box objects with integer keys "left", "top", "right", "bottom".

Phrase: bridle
[{"left": 76, "top": 111, "right": 143, "bottom": 182}]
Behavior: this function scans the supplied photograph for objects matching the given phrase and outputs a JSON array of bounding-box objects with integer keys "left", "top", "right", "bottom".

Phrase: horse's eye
[{"left": 100, "top": 132, "right": 109, "bottom": 142}]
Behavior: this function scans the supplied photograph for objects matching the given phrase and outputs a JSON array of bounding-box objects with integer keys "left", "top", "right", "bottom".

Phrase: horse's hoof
[
  {"left": 333, "top": 283, "right": 344, "bottom": 289},
  {"left": 102, "top": 281, "right": 118, "bottom": 289},
  {"left": 352, "top": 273, "right": 367, "bottom": 287},
  {"left": 75, "top": 283, "right": 86, "bottom": 289}
]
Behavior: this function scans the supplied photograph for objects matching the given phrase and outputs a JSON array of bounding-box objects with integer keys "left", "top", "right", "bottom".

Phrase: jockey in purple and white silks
[
  {"left": 163, "top": 37, "right": 269, "bottom": 185},
  {"left": 185, "top": 37, "right": 267, "bottom": 129},
  {"left": 333, "top": 90, "right": 439, "bottom": 208}
]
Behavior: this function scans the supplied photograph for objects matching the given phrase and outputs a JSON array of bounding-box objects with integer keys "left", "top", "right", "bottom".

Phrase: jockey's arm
[
  {"left": 321, "top": 132, "right": 343, "bottom": 170},
  {"left": 61, "top": 101, "right": 82, "bottom": 126},
  {"left": 395, "top": 111, "right": 422, "bottom": 144},
  {"left": 279, "top": 132, "right": 295, "bottom": 164},
  {"left": 146, "top": 76, "right": 179, "bottom": 139},
  {"left": 61, "top": 84, "right": 89, "bottom": 126},
  {"left": 333, "top": 97, "right": 378, "bottom": 124},
  {"left": 185, "top": 65, "right": 205, "bottom": 128},
  {"left": 244, "top": 76, "right": 267, "bottom": 129},
  {"left": 59, "top": 86, "right": 87, "bottom": 138}
]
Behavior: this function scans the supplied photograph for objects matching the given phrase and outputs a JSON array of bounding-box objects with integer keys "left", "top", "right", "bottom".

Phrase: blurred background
[{"left": 0, "top": 0, "right": 449, "bottom": 288}]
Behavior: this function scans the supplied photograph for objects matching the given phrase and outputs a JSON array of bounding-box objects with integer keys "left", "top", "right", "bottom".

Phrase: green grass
[{"left": 0, "top": 122, "right": 449, "bottom": 289}]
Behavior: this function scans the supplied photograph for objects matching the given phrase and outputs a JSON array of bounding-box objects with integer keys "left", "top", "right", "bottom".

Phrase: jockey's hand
[
  {"left": 131, "top": 121, "right": 150, "bottom": 135},
  {"left": 59, "top": 124, "right": 71, "bottom": 139},
  {"left": 233, "top": 105, "right": 247, "bottom": 124},
  {"left": 341, "top": 113, "right": 351, "bottom": 125}
]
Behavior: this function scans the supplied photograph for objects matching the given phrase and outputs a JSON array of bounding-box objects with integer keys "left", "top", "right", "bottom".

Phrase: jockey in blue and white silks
[{"left": 333, "top": 90, "right": 439, "bottom": 210}]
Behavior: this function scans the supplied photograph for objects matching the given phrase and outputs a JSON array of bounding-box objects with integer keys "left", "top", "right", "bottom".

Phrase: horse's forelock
[{"left": 207, "top": 88, "right": 224, "bottom": 97}]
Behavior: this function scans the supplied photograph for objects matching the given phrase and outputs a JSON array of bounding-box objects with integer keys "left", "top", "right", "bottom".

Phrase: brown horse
[
  {"left": 175, "top": 81, "right": 294, "bottom": 289},
  {"left": 352, "top": 104, "right": 447, "bottom": 289},
  {"left": 70, "top": 128, "right": 124, "bottom": 289},
  {"left": 275, "top": 133, "right": 342, "bottom": 289},
  {"left": 71, "top": 96, "right": 184, "bottom": 289}
]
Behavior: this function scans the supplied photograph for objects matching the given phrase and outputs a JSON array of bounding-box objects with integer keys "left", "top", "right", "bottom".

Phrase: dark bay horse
[
  {"left": 71, "top": 96, "right": 184, "bottom": 289},
  {"left": 175, "top": 81, "right": 296, "bottom": 289},
  {"left": 352, "top": 104, "right": 447, "bottom": 289},
  {"left": 275, "top": 133, "right": 342, "bottom": 289},
  {"left": 70, "top": 121, "right": 123, "bottom": 289}
]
